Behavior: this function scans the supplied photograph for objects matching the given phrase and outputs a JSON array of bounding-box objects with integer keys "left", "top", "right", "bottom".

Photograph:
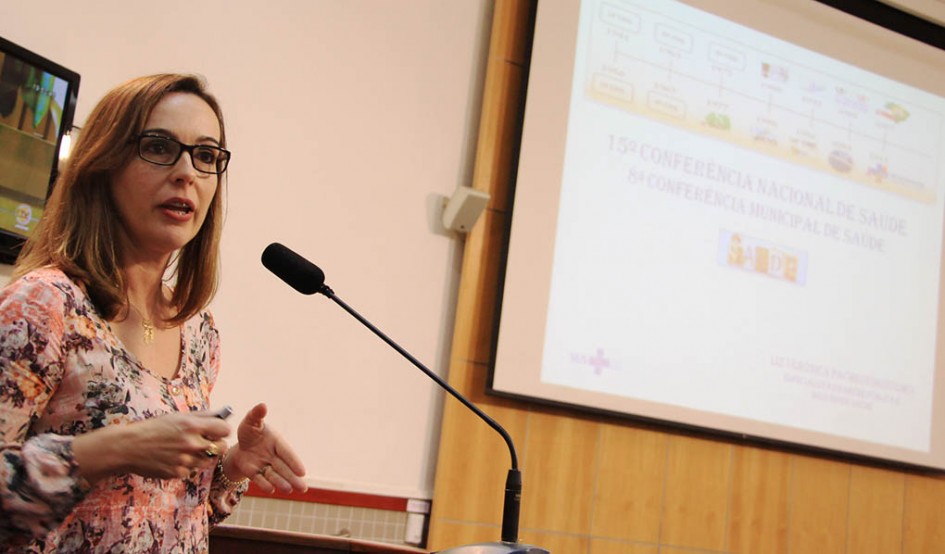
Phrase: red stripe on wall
[{"left": 245, "top": 483, "right": 410, "bottom": 512}]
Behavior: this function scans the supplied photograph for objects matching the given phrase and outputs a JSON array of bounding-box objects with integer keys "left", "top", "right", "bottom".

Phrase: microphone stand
[{"left": 318, "top": 284, "right": 548, "bottom": 554}]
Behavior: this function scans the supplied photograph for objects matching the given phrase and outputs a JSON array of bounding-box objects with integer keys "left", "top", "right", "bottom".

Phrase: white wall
[{"left": 0, "top": 0, "right": 493, "bottom": 499}]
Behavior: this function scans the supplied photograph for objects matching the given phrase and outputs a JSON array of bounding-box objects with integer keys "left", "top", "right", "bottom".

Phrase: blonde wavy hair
[{"left": 14, "top": 73, "right": 227, "bottom": 325}]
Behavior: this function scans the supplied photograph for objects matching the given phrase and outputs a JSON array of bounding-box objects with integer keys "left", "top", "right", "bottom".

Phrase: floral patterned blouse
[{"left": 0, "top": 268, "right": 245, "bottom": 553}]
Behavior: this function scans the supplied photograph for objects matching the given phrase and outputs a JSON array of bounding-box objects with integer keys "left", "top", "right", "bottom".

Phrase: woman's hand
[
  {"left": 73, "top": 411, "right": 231, "bottom": 483},
  {"left": 222, "top": 403, "right": 307, "bottom": 493}
]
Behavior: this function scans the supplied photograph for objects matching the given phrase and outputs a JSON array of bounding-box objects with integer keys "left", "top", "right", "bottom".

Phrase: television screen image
[{"left": 0, "top": 36, "right": 79, "bottom": 264}]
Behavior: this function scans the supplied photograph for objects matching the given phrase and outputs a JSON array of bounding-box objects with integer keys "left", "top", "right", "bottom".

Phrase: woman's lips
[{"left": 159, "top": 198, "right": 195, "bottom": 220}]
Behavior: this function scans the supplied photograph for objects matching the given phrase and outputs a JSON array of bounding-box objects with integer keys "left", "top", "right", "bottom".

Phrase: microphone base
[{"left": 436, "top": 542, "right": 550, "bottom": 554}]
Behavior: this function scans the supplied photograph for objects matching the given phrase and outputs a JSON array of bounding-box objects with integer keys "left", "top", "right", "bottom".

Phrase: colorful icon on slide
[
  {"left": 828, "top": 150, "right": 853, "bottom": 173},
  {"left": 876, "top": 102, "right": 910, "bottom": 123},
  {"left": 569, "top": 348, "right": 612, "bottom": 376},
  {"left": 720, "top": 230, "right": 807, "bottom": 285}
]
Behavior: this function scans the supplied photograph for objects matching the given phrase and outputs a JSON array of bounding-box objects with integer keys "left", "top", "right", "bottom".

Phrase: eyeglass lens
[{"left": 138, "top": 135, "right": 229, "bottom": 174}]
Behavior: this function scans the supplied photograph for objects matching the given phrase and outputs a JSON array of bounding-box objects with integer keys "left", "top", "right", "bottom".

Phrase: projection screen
[{"left": 490, "top": 0, "right": 945, "bottom": 470}]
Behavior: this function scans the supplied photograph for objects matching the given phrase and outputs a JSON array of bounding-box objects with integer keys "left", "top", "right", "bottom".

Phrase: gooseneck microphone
[
  {"left": 260, "top": 243, "right": 325, "bottom": 295},
  {"left": 262, "top": 242, "right": 548, "bottom": 554}
]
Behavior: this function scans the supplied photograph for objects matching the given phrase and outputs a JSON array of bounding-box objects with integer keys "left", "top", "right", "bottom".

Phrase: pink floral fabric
[{"left": 0, "top": 268, "right": 244, "bottom": 553}]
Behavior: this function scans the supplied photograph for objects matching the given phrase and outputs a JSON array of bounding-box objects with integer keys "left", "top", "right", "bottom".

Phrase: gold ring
[
  {"left": 258, "top": 464, "right": 271, "bottom": 476},
  {"left": 204, "top": 443, "right": 221, "bottom": 458}
]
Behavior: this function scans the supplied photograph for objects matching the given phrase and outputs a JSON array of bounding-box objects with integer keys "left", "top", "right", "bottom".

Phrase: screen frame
[
  {"left": 485, "top": 0, "right": 945, "bottom": 474},
  {"left": 0, "top": 35, "right": 80, "bottom": 265}
]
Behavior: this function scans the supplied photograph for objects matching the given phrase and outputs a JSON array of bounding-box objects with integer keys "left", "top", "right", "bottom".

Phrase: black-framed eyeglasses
[{"left": 134, "top": 134, "right": 231, "bottom": 175}]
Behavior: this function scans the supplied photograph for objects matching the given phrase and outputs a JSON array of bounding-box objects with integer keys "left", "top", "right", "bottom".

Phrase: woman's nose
[{"left": 170, "top": 151, "right": 199, "bottom": 184}]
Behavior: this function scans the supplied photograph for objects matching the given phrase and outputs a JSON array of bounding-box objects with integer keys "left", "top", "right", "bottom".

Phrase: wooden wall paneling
[
  {"left": 589, "top": 540, "right": 659, "bottom": 554},
  {"left": 659, "top": 435, "right": 733, "bottom": 550},
  {"left": 470, "top": 58, "right": 526, "bottom": 214},
  {"left": 659, "top": 548, "right": 724, "bottom": 554},
  {"left": 448, "top": 208, "right": 512, "bottom": 371},
  {"left": 427, "top": 0, "right": 536, "bottom": 550},
  {"left": 847, "top": 465, "right": 905, "bottom": 554},
  {"left": 520, "top": 411, "right": 599, "bottom": 534},
  {"left": 518, "top": 530, "right": 589, "bottom": 553},
  {"left": 788, "top": 456, "right": 850, "bottom": 554},
  {"left": 431, "top": 359, "right": 529, "bottom": 525},
  {"left": 590, "top": 423, "right": 667, "bottom": 543},
  {"left": 727, "top": 446, "right": 790, "bottom": 554},
  {"left": 659, "top": 548, "right": 723, "bottom": 554},
  {"left": 902, "top": 473, "right": 945, "bottom": 553},
  {"left": 469, "top": 3, "right": 531, "bottom": 214}
]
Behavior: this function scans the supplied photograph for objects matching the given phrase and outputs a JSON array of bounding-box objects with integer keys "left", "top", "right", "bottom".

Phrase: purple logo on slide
[{"left": 570, "top": 348, "right": 611, "bottom": 376}]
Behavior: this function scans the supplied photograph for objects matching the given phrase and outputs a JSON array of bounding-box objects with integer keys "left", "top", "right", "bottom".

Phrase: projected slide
[{"left": 538, "top": 0, "right": 945, "bottom": 452}]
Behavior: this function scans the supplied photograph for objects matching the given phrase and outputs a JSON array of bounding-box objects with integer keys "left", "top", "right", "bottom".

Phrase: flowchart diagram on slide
[{"left": 582, "top": 0, "right": 944, "bottom": 204}]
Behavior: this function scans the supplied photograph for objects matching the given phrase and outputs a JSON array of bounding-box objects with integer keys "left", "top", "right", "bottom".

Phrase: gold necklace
[{"left": 127, "top": 302, "right": 157, "bottom": 344}]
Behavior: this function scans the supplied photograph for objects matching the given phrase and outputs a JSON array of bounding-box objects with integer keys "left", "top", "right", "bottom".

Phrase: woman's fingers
[
  {"left": 284, "top": 470, "right": 308, "bottom": 492},
  {"left": 272, "top": 456, "right": 308, "bottom": 491},
  {"left": 274, "top": 439, "right": 306, "bottom": 479},
  {"left": 270, "top": 456, "right": 307, "bottom": 492},
  {"left": 250, "top": 457, "right": 306, "bottom": 494},
  {"left": 253, "top": 465, "right": 295, "bottom": 494},
  {"left": 189, "top": 413, "right": 232, "bottom": 442},
  {"left": 128, "top": 412, "right": 231, "bottom": 478},
  {"left": 237, "top": 403, "right": 269, "bottom": 446},
  {"left": 252, "top": 464, "right": 279, "bottom": 493},
  {"left": 201, "top": 438, "right": 229, "bottom": 459},
  {"left": 254, "top": 465, "right": 274, "bottom": 492}
]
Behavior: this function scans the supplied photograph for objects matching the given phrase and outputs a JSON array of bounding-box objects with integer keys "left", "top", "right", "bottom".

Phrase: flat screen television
[{"left": 0, "top": 35, "right": 79, "bottom": 265}]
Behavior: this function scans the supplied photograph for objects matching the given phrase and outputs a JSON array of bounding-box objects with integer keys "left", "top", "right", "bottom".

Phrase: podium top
[{"left": 210, "top": 524, "right": 428, "bottom": 554}]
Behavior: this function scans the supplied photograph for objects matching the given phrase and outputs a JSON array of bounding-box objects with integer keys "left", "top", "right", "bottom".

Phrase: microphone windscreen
[{"left": 261, "top": 242, "right": 326, "bottom": 295}]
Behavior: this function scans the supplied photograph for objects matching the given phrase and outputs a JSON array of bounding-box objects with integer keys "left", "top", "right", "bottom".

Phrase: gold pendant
[{"left": 142, "top": 320, "right": 155, "bottom": 344}]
